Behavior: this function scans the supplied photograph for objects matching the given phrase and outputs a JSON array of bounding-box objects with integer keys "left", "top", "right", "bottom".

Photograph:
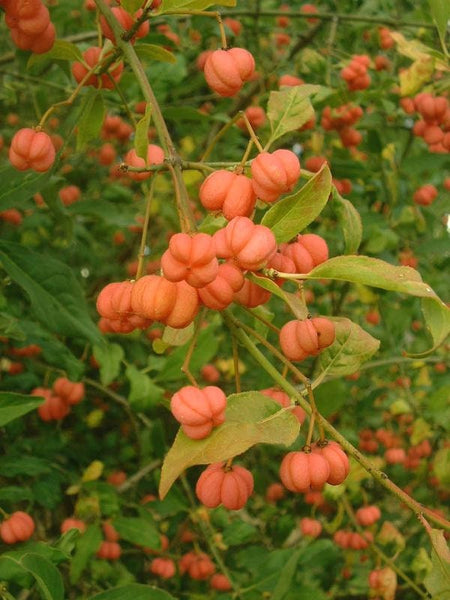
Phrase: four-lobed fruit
[
  {"left": 4, "top": 0, "right": 56, "bottom": 54},
  {"left": 204, "top": 47, "right": 255, "bottom": 97},
  {"left": 161, "top": 233, "right": 218, "bottom": 288},
  {"left": 280, "top": 233, "right": 329, "bottom": 273},
  {"left": 125, "top": 144, "right": 164, "bottom": 181},
  {"left": 261, "top": 388, "right": 306, "bottom": 424},
  {"left": 413, "top": 184, "right": 438, "bottom": 206},
  {"left": 198, "top": 262, "right": 245, "bottom": 311},
  {"left": 199, "top": 170, "right": 256, "bottom": 220},
  {"left": 280, "top": 450, "right": 330, "bottom": 493},
  {"left": 179, "top": 551, "right": 216, "bottom": 580},
  {"left": 72, "top": 46, "right": 124, "bottom": 89},
  {"left": 100, "top": 7, "right": 149, "bottom": 45},
  {"left": 213, "top": 216, "right": 277, "bottom": 271},
  {"left": 53, "top": 377, "right": 84, "bottom": 405},
  {"left": 149, "top": 557, "right": 176, "bottom": 579},
  {"left": 0, "top": 511, "right": 35, "bottom": 544},
  {"left": 251, "top": 149, "right": 301, "bottom": 203},
  {"left": 279, "top": 317, "right": 335, "bottom": 362},
  {"left": 170, "top": 385, "right": 226, "bottom": 439},
  {"left": 299, "top": 517, "right": 322, "bottom": 538},
  {"left": 196, "top": 462, "right": 254, "bottom": 510},
  {"left": 131, "top": 275, "right": 199, "bottom": 329},
  {"left": 9, "top": 128, "right": 55, "bottom": 173},
  {"left": 97, "top": 540, "right": 121, "bottom": 560},
  {"left": 356, "top": 505, "right": 381, "bottom": 526},
  {"left": 60, "top": 518, "right": 86, "bottom": 534}
]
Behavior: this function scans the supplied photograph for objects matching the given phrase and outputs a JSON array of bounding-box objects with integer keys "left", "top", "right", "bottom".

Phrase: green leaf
[
  {"left": 160, "top": 0, "right": 236, "bottom": 12},
  {"left": 28, "top": 40, "right": 82, "bottom": 68},
  {"left": 271, "top": 549, "right": 302, "bottom": 600},
  {"left": 332, "top": 192, "right": 362, "bottom": 254},
  {"left": 424, "top": 528, "right": 450, "bottom": 600},
  {"left": 316, "top": 317, "right": 380, "bottom": 381},
  {"left": 120, "top": 0, "right": 145, "bottom": 12},
  {"left": 0, "top": 455, "right": 52, "bottom": 477},
  {"left": 134, "top": 103, "right": 153, "bottom": 160},
  {"left": 0, "top": 312, "right": 26, "bottom": 341},
  {"left": 261, "top": 166, "right": 332, "bottom": 243},
  {"left": 20, "top": 553, "right": 64, "bottom": 600},
  {"left": 112, "top": 517, "right": 160, "bottom": 549},
  {"left": 248, "top": 274, "right": 308, "bottom": 320},
  {"left": 93, "top": 343, "right": 124, "bottom": 387},
  {"left": 302, "top": 256, "right": 450, "bottom": 355},
  {"left": 162, "top": 323, "right": 194, "bottom": 346},
  {"left": 76, "top": 90, "right": 106, "bottom": 152},
  {"left": 159, "top": 392, "right": 300, "bottom": 498},
  {"left": 135, "top": 44, "right": 177, "bottom": 64},
  {"left": 90, "top": 584, "right": 176, "bottom": 600},
  {"left": 19, "top": 320, "right": 84, "bottom": 380},
  {"left": 428, "top": 0, "right": 450, "bottom": 48},
  {"left": 70, "top": 525, "right": 102, "bottom": 584},
  {"left": 157, "top": 325, "right": 219, "bottom": 382},
  {"left": 0, "top": 392, "right": 44, "bottom": 426},
  {"left": 0, "top": 164, "right": 52, "bottom": 212},
  {"left": 267, "top": 85, "right": 321, "bottom": 145},
  {"left": 433, "top": 448, "right": 450, "bottom": 489},
  {"left": 0, "top": 241, "right": 102, "bottom": 345},
  {"left": 126, "top": 365, "right": 164, "bottom": 411}
]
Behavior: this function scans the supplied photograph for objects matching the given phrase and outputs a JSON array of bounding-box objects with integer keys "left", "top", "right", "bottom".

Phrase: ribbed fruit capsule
[
  {"left": 149, "top": 557, "right": 176, "bottom": 579},
  {"left": 96, "top": 281, "right": 134, "bottom": 320},
  {"left": 280, "top": 233, "right": 329, "bottom": 273},
  {"left": 0, "top": 511, "right": 35, "bottom": 544},
  {"left": 37, "top": 393, "right": 70, "bottom": 421},
  {"left": 60, "top": 518, "right": 86, "bottom": 534},
  {"left": 279, "top": 317, "right": 335, "bottom": 362},
  {"left": 233, "top": 278, "right": 271, "bottom": 308},
  {"left": 161, "top": 232, "right": 218, "bottom": 288},
  {"left": 213, "top": 216, "right": 277, "bottom": 271},
  {"left": 198, "top": 262, "right": 244, "bottom": 310},
  {"left": 312, "top": 441, "right": 350, "bottom": 485},
  {"left": 251, "top": 149, "right": 301, "bottom": 203},
  {"left": 100, "top": 7, "right": 149, "bottom": 44},
  {"left": 196, "top": 462, "right": 254, "bottom": 510},
  {"left": 299, "top": 517, "right": 322, "bottom": 538},
  {"left": 204, "top": 47, "right": 255, "bottom": 97},
  {"left": 199, "top": 170, "right": 256, "bottom": 220},
  {"left": 9, "top": 128, "right": 55, "bottom": 173},
  {"left": 279, "top": 451, "right": 330, "bottom": 493},
  {"left": 170, "top": 386, "right": 226, "bottom": 439},
  {"left": 97, "top": 540, "right": 121, "bottom": 560},
  {"left": 260, "top": 388, "right": 306, "bottom": 424},
  {"left": 125, "top": 144, "right": 164, "bottom": 181},
  {"left": 72, "top": 46, "right": 123, "bottom": 90},
  {"left": 356, "top": 505, "right": 381, "bottom": 526},
  {"left": 53, "top": 377, "right": 85, "bottom": 405}
]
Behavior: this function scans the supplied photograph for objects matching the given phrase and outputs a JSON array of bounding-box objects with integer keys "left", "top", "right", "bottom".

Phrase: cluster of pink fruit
[
  {"left": 402, "top": 93, "right": 450, "bottom": 153},
  {"left": 31, "top": 378, "right": 85, "bottom": 421},
  {"left": 1, "top": 0, "right": 55, "bottom": 55}
]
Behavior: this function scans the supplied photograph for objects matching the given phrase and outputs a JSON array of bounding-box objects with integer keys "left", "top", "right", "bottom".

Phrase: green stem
[
  {"left": 223, "top": 10, "right": 435, "bottom": 29},
  {"left": 136, "top": 178, "right": 156, "bottom": 280},
  {"left": 94, "top": 0, "right": 196, "bottom": 232},
  {"left": 224, "top": 313, "right": 450, "bottom": 533},
  {"left": 180, "top": 475, "right": 241, "bottom": 597},
  {"left": 341, "top": 495, "right": 430, "bottom": 599}
]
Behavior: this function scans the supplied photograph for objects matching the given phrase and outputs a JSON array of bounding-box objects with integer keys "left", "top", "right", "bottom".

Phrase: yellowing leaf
[
  {"left": 267, "top": 84, "right": 321, "bottom": 145},
  {"left": 159, "top": 392, "right": 300, "bottom": 498},
  {"left": 400, "top": 57, "right": 435, "bottom": 96},
  {"left": 81, "top": 460, "right": 104, "bottom": 482}
]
